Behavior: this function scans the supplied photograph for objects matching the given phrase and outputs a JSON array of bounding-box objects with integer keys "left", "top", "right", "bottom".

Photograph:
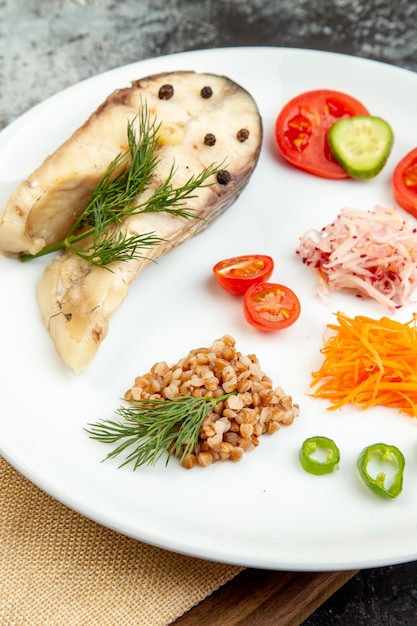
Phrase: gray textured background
[
  {"left": 1, "top": 0, "right": 417, "bottom": 130},
  {"left": 2, "top": 1, "right": 417, "bottom": 624}
]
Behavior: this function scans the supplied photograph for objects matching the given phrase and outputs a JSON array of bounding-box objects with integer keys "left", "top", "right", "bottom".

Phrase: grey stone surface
[
  {"left": 2, "top": 1, "right": 417, "bottom": 624},
  {"left": 303, "top": 562, "right": 417, "bottom": 625},
  {"left": 1, "top": 0, "right": 417, "bottom": 130}
]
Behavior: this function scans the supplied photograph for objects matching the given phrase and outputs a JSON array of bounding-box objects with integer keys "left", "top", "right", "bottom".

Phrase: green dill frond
[
  {"left": 86, "top": 393, "right": 236, "bottom": 470},
  {"left": 20, "top": 103, "right": 223, "bottom": 267}
]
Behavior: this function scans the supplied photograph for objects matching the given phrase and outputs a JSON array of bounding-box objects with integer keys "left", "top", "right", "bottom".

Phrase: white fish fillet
[{"left": 0, "top": 71, "right": 262, "bottom": 373}]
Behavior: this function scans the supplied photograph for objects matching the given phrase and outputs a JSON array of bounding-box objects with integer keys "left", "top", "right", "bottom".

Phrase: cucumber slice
[{"left": 328, "top": 116, "right": 394, "bottom": 179}]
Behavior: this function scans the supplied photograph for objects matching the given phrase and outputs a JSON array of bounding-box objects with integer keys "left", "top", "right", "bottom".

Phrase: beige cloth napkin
[{"left": 0, "top": 456, "right": 243, "bottom": 625}]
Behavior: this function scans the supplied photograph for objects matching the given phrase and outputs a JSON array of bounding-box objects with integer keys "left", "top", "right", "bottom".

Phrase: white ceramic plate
[{"left": 2, "top": 47, "right": 417, "bottom": 571}]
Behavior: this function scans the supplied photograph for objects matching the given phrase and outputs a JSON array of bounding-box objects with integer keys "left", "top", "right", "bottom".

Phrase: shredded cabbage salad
[{"left": 296, "top": 206, "right": 417, "bottom": 312}]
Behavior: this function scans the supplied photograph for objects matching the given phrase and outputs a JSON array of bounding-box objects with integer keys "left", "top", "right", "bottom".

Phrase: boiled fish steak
[{"left": 0, "top": 71, "right": 263, "bottom": 372}]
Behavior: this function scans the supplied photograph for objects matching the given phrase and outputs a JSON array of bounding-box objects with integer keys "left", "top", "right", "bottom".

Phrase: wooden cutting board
[{"left": 173, "top": 568, "right": 358, "bottom": 625}]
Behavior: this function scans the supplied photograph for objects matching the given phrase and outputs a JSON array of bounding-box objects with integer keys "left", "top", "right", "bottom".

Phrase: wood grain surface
[{"left": 173, "top": 568, "right": 358, "bottom": 625}]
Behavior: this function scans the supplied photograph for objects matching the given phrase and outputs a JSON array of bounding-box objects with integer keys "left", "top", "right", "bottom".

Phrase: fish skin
[{"left": 2, "top": 71, "right": 263, "bottom": 372}]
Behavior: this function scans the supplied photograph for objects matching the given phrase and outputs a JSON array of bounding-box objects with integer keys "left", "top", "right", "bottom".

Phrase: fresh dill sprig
[
  {"left": 66, "top": 231, "right": 164, "bottom": 267},
  {"left": 20, "top": 104, "right": 223, "bottom": 267},
  {"left": 85, "top": 392, "right": 236, "bottom": 470}
]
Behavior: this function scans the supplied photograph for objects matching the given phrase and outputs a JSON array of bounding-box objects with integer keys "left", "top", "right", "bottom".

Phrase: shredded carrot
[{"left": 311, "top": 311, "right": 417, "bottom": 416}]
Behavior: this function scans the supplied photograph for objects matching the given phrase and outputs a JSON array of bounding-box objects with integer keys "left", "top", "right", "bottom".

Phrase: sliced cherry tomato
[
  {"left": 275, "top": 89, "right": 370, "bottom": 179},
  {"left": 213, "top": 254, "right": 274, "bottom": 295},
  {"left": 392, "top": 147, "right": 417, "bottom": 218},
  {"left": 243, "top": 282, "right": 301, "bottom": 332}
]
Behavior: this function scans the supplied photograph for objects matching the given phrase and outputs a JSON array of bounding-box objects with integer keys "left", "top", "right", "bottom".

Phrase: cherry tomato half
[
  {"left": 392, "top": 147, "right": 417, "bottom": 218},
  {"left": 275, "top": 89, "right": 370, "bottom": 179},
  {"left": 243, "top": 282, "right": 301, "bottom": 332},
  {"left": 213, "top": 254, "right": 274, "bottom": 295}
]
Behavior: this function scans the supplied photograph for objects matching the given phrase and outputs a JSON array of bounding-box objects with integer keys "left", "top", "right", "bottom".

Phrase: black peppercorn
[
  {"left": 237, "top": 128, "right": 250, "bottom": 142},
  {"left": 158, "top": 84, "right": 174, "bottom": 100},
  {"left": 204, "top": 133, "right": 216, "bottom": 146},
  {"left": 200, "top": 86, "right": 213, "bottom": 99},
  {"left": 216, "top": 170, "right": 231, "bottom": 185}
]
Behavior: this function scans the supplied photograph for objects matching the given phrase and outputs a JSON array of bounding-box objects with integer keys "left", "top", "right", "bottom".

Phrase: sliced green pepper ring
[
  {"left": 357, "top": 443, "right": 405, "bottom": 499},
  {"left": 299, "top": 436, "right": 340, "bottom": 475}
]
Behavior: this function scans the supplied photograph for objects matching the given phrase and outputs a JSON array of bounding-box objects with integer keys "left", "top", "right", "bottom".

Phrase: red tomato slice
[
  {"left": 392, "top": 147, "right": 417, "bottom": 218},
  {"left": 243, "top": 282, "right": 301, "bottom": 332},
  {"left": 275, "top": 89, "right": 370, "bottom": 179},
  {"left": 213, "top": 254, "right": 274, "bottom": 295}
]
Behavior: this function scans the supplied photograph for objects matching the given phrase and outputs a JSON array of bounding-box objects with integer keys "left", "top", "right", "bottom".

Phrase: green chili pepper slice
[
  {"left": 299, "top": 436, "right": 340, "bottom": 475},
  {"left": 357, "top": 443, "right": 405, "bottom": 499}
]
